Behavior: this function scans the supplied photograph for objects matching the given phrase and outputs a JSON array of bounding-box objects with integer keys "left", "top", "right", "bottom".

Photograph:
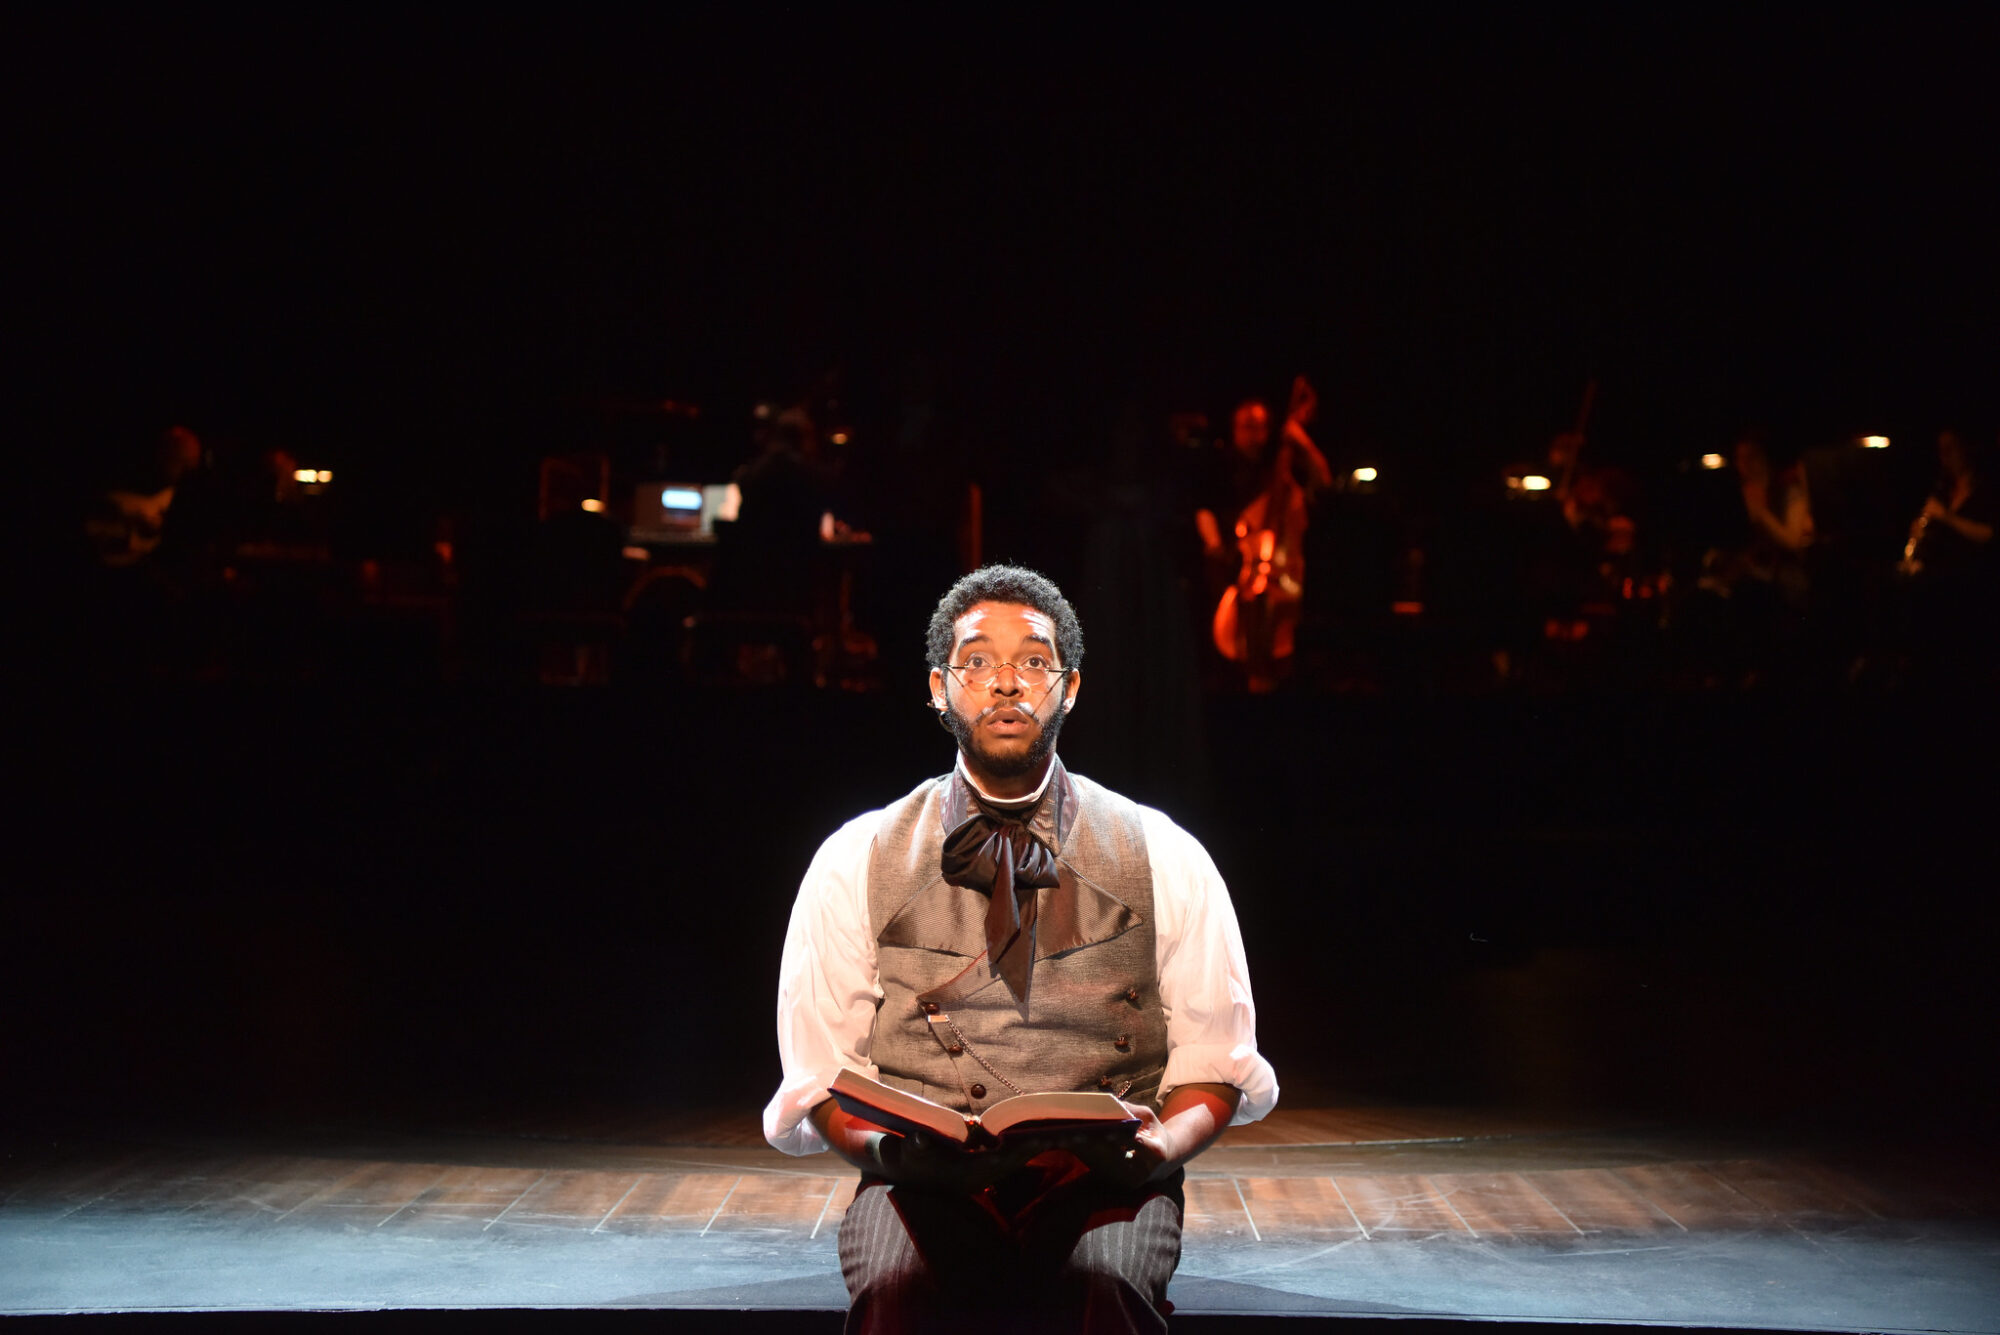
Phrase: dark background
[
  {"left": 25, "top": 13, "right": 1998, "bottom": 499},
  {"left": 12, "top": 14, "right": 1998, "bottom": 1139}
]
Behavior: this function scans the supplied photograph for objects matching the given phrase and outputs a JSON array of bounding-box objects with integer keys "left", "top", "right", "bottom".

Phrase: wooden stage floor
[{"left": 4, "top": 1102, "right": 1997, "bottom": 1332}]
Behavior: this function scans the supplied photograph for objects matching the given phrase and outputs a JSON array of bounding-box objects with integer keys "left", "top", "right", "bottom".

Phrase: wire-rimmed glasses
[{"left": 941, "top": 656, "right": 1070, "bottom": 691}]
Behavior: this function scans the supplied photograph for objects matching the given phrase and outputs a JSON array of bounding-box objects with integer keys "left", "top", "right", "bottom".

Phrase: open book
[{"left": 829, "top": 1068, "right": 1140, "bottom": 1148}]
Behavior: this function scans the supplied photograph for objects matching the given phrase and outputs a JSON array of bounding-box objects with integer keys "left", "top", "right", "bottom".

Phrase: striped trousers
[{"left": 837, "top": 1162, "right": 1185, "bottom": 1335}]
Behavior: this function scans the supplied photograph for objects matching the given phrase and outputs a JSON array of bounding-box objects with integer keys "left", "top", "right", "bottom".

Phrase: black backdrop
[{"left": 24, "top": 13, "right": 1999, "bottom": 498}]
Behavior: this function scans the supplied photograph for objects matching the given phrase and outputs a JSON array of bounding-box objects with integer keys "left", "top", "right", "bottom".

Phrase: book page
[{"left": 977, "top": 1091, "right": 1138, "bottom": 1139}]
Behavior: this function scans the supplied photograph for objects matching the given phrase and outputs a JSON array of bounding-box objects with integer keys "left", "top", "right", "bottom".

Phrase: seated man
[{"left": 764, "top": 564, "right": 1278, "bottom": 1333}]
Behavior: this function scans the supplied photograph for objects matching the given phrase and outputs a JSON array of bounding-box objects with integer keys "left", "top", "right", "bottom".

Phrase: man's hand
[
  {"left": 1195, "top": 508, "right": 1225, "bottom": 558},
  {"left": 1075, "top": 1083, "right": 1241, "bottom": 1188},
  {"left": 1064, "top": 1103, "right": 1164, "bottom": 1189}
]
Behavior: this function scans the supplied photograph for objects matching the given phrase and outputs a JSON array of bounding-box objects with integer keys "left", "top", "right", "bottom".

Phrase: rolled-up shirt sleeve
[
  {"left": 762, "top": 812, "right": 884, "bottom": 1155},
  {"left": 1142, "top": 807, "right": 1280, "bottom": 1125}
]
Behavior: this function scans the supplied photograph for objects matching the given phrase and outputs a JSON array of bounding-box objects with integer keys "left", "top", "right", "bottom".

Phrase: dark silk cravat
[{"left": 939, "top": 800, "right": 1060, "bottom": 1001}]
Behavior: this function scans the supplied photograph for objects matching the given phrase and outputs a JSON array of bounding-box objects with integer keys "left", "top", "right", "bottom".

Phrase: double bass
[{"left": 1212, "top": 377, "right": 1324, "bottom": 690}]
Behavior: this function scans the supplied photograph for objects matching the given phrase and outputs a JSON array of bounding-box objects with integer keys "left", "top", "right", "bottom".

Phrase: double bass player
[{"left": 1194, "top": 376, "right": 1333, "bottom": 692}]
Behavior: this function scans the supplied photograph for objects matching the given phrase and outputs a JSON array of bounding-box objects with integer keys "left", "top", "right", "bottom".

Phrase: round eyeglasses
[{"left": 942, "top": 656, "right": 1070, "bottom": 690}]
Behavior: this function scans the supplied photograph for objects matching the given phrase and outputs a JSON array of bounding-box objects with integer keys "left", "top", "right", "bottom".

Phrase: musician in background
[
  {"left": 1193, "top": 381, "right": 1332, "bottom": 692},
  {"left": 1720, "top": 430, "right": 1815, "bottom": 607},
  {"left": 83, "top": 425, "right": 206, "bottom": 569},
  {"left": 1524, "top": 422, "right": 1641, "bottom": 646},
  {"left": 1193, "top": 391, "right": 1332, "bottom": 580},
  {"left": 714, "top": 396, "right": 831, "bottom": 622},
  {"left": 73, "top": 424, "right": 221, "bottom": 680},
  {"left": 1903, "top": 428, "right": 1994, "bottom": 579},
  {"left": 1899, "top": 428, "right": 1995, "bottom": 688},
  {"left": 1684, "top": 430, "right": 1817, "bottom": 688},
  {"left": 1549, "top": 428, "right": 1639, "bottom": 563}
]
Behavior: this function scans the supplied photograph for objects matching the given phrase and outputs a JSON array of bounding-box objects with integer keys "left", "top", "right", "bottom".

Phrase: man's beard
[{"left": 947, "top": 700, "right": 1066, "bottom": 780}]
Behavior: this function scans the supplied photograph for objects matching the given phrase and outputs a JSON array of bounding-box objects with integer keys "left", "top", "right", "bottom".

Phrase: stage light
[
  {"left": 830, "top": 431, "right": 850, "bottom": 446},
  {"left": 581, "top": 498, "right": 606, "bottom": 513},
  {"left": 316, "top": 470, "right": 332, "bottom": 483},
  {"left": 1701, "top": 453, "right": 1726, "bottom": 470},
  {"left": 293, "top": 468, "right": 316, "bottom": 483},
  {"left": 1353, "top": 467, "right": 1378, "bottom": 483},
  {"left": 1860, "top": 435, "right": 1890, "bottom": 449},
  {"left": 1521, "top": 475, "right": 1552, "bottom": 491}
]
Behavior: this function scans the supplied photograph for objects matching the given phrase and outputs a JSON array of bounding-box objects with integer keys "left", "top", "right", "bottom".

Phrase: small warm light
[
  {"left": 581, "top": 498, "right": 606, "bottom": 513},
  {"left": 1701, "top": 453, "right": 1726, "bottom": 470},
  {"left": 1521, "top": 474, "right": 1552, "bottom": 492},
  {"left": 1860, "top": 435, "right": 1890, "bottom": 449},
  {"left": 1391, "top": 600, "right": 1423, "bottom": 617},
  {"left": 315, "top": 470, "right": 332, "bottom": 483},
  {"left": 293, "top": 468, "right": 316, "bottom": 483},
  {"left": 621, "top": 545, "right": 650, "bottom": 562},
  {"left": 1353, "top": 467, "right": 1378, "bottom": 483},
  {"left": 830, "top": 431, "right": 850, "bottom": 446}
]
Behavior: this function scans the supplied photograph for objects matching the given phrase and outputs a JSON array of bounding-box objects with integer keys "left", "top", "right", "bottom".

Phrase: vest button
[
  {"left": 921, "top": 1002, "right": 939, "bottom": 1015},
  {"left": 969, "top": 1083, "right": 987, "bottom": 1099},
  {"left": 1113, "top": 1034, "right": 1131, "bottom": 1050},
  {"left": 946, "top": 1043, "right": 964, "bottom": 1056}
]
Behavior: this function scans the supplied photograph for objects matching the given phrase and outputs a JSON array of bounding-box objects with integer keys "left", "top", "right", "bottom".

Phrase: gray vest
[{"left": 866, "top": 762, "right": 1168, "bottom": 1117}]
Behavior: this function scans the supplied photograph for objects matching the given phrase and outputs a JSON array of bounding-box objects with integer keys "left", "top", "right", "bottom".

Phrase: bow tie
[{"left": 939, "top": 802, "right": 1060, "bottom": 1001}]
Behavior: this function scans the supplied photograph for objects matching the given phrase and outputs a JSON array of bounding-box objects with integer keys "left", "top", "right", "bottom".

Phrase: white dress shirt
[{"left": 763, "top": 763, "right": 1279, "bottom": 1155}]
